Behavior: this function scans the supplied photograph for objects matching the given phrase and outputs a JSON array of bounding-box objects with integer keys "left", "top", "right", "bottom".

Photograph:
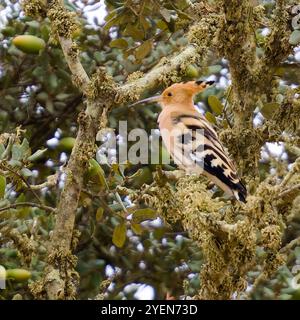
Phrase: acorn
[
  {"left": 6, "top": 268, "right": 31, "bottom": 281},
  {"left": 12, "top": 35, "right": 46, "bottom": 54}
]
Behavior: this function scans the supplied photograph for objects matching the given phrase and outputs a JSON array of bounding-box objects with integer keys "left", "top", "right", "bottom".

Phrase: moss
[
  {"left": 71, "top": 229, "right": 81, "bottom": 251},
  {"left": 47, "top": 0, "right": 80, "bottom": 39},
  {"left": 134, "top": 164, "right": 290, "bottom": 299},
  {"left": 141, "top": 182, "right": 181, "bottom": 224},
  {"left": 126, "top": 71, "right": 144, "bottom": 83},
  {"left": 30, "top": 248, "right": 79, "bottom": 300},
  {"left": 87, "top": 67, "right": 118, "bottom": 100},
  {"left": 261, "top": 225, "right": 282, "bottom": 251},
  {"left": 22, "top": 0, "right": 47, "bottom": 19},
  {"left": 290, "top": 195, "right": 300, "bottom": 220},
  {"left": 115, "top": 85, "right": 140, "bottom": 105},
  {"left": 158, "top": 69, "right": 181, "bottom": 87},
  {"left": 2, "top": 227, "right": 35, "bottom": 266},
  {"left": 191, "top": 1, "right": 216, "bottom": 19},
  {"left": 187, "top": 16, "right": 218, "bottom": 55},
  {"left": 72, "top": 74, "right": 84, "bottom": 90},
  {"left": 46, "top": 249, "right": 79, "bottom": 299},
  {"left": 271, "top": 100, "right": 300, "bottom": 134},
  {"left": 68, "top": 42, "right": 79, "bottom": 62},
  {"left": 219, "top": 127, "right": 264, "bottom": 176},
  {"left": 95, "top": 279, "right": 112, "bottom": 300}
]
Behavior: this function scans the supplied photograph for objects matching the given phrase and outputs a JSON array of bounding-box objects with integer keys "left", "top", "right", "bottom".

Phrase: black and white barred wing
[{"left": 169, "top": 113, "right": 247, "bottom": 202}]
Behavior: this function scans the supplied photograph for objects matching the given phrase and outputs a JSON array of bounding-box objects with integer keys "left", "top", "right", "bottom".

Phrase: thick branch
[
  {"left": 58, "top": 37, "right": 90, "bottom": 93},
  {"left": 116, "top": 45, "right": 198, "bottom": 104},
  {"left": 28, "top": 0, "right": 105, "bottom": 300}
]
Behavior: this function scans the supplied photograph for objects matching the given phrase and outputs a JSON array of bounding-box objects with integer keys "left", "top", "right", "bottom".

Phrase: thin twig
[
  {"left": 280, "top": 236, "right": 300, "bottom": 254},
  {"left": 277, "top": 183, "right": 300, "bottom": 200},
  {"left": 1, "top": 164, "right": 42, "bottom": 204},
  {"left": 280, "top": 158, "right": 300, "bottom": 188},
  {"left": 30, "top": 173, "right": 58, "bottom": 190},
  {"left": 0, "top": 202, "right": 56, "bottom": 214}
]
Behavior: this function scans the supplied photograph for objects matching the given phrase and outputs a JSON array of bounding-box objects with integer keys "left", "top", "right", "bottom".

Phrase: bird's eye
[{"left": 167, "top": 92, "right": 172, "bottom": 97}]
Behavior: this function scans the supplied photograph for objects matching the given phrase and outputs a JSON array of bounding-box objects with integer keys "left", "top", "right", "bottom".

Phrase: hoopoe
[{"left": 130, "top": 80, "right": 247, "bottom": 202}]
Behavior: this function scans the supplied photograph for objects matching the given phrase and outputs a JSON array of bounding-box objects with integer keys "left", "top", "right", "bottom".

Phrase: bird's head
[
  {"left": 128, "top": 80, "right": 214, "bottom": 109},
  {"left": 160, "top": 80, "right": 214, "bottom": 107}
]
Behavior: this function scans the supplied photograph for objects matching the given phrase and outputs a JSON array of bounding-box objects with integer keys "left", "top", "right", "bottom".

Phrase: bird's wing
[{"left": 167, "top": 112, "right": 247, "bottom": 202}]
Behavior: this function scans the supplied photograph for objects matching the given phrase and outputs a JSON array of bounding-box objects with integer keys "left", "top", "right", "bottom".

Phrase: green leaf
[
  {"left": 166, "top": 17, "right": 176, "bottom": 32},
  {"left": 104, "top": 15, "right": 120, "bottom": 31},
  {"left": 27, "top": 148, "right": 47, "bottom": 161},
  {"left": 112, "top": 221, "right": 127, "bottom": 248},
  {"left": 156, "top": 20, "right": 168, "bottom": 30},
  {"left": 289, "top": 30, "right": 300, "bottom": 45},
  {"left": 25, "top": 21, "right": 40, "bottom": 28},
  {"left": 48, "top": 73, "right": 58, "bottom": 90},
  {"left": 294, "top": 246, "right": 300, "bottom": 259},
  {"left": 8, "top": 159, "right": 22, "bottom": 167},
  {"left": 32, "top": 66, "right": 44, "bottom": 79},
  {"left": 0, "top": 175, "right": 6, "bottom": 199},
  {"left": 160, "top": 8, "right": 172, "bottom": 22},
  {"left": 56, "top": 93, "right": 71, "bottom": 101},
  {"left": 88, "top": 159, "right": 108, "bottom": 189},
  {"left": 208, "top": 96, "right": 224, "bottom": 115},
  {"left": 140, "top": 16, "right": 151, "bottom": 31},
  {"left": 96, "top": 207, "right": 104, "bottom": 221},
  {"left": 40, "top": 24, "right": 50, "bottom": 41},
  {"left": 16, "top": 193, "right": 26, "bottom": 203},
  {"left": 20, "top": 138, "right": 30, "bottom": 157},
  {"left": 131, "top": 222, "right": 143, "bottom": 235},
  {"left": 260, "top": 102, "right": 280, "bottom": 120},
  {"left": 109, "top": 38, "right": 128, "bottom": 49},
  {"left": 64, "top": 0, "right": 78, "bottom": 12},
  {"left": 208, "top": 65, "right": 222, "bottom": 74},
  {"left": 123, "top": 25, "right": 144, "bottom": 41},
  {"left": 20, "top": 168, "right": 33, "bottom": 177},
  {"left": 135, "top": 41, "right": 152, "bottom": 60},
  {"left": 94, "top": 51, "right": 105, "bottom": 63},
  {"left": 56, "top": 69, "right": 71, "bottom": 82},
  {"left": 11, "top": 145, "right": 22, "bottom": 161},
  {"left": 205, "top": 112, "right": 217, "bottom": 124},
  {"left": 132, "top": 208, "right": 157, "bottom": 223}
]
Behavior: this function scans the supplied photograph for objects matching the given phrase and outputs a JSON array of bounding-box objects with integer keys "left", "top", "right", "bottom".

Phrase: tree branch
[
  {"left": 116, "top": 45, "right": 199, "bottom": 104},
  {"left": 0, "top": 202, "right": 56, "bottom": 214}
]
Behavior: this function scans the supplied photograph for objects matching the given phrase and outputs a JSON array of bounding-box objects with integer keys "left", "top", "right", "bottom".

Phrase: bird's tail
[{"left": 232, "top": 181, "right": 247, "bottom": 203}]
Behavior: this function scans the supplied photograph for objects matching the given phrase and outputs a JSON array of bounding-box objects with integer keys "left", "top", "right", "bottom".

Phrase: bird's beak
[{"left": 128, "top": 95, "right": 161, "bottom": 108}]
